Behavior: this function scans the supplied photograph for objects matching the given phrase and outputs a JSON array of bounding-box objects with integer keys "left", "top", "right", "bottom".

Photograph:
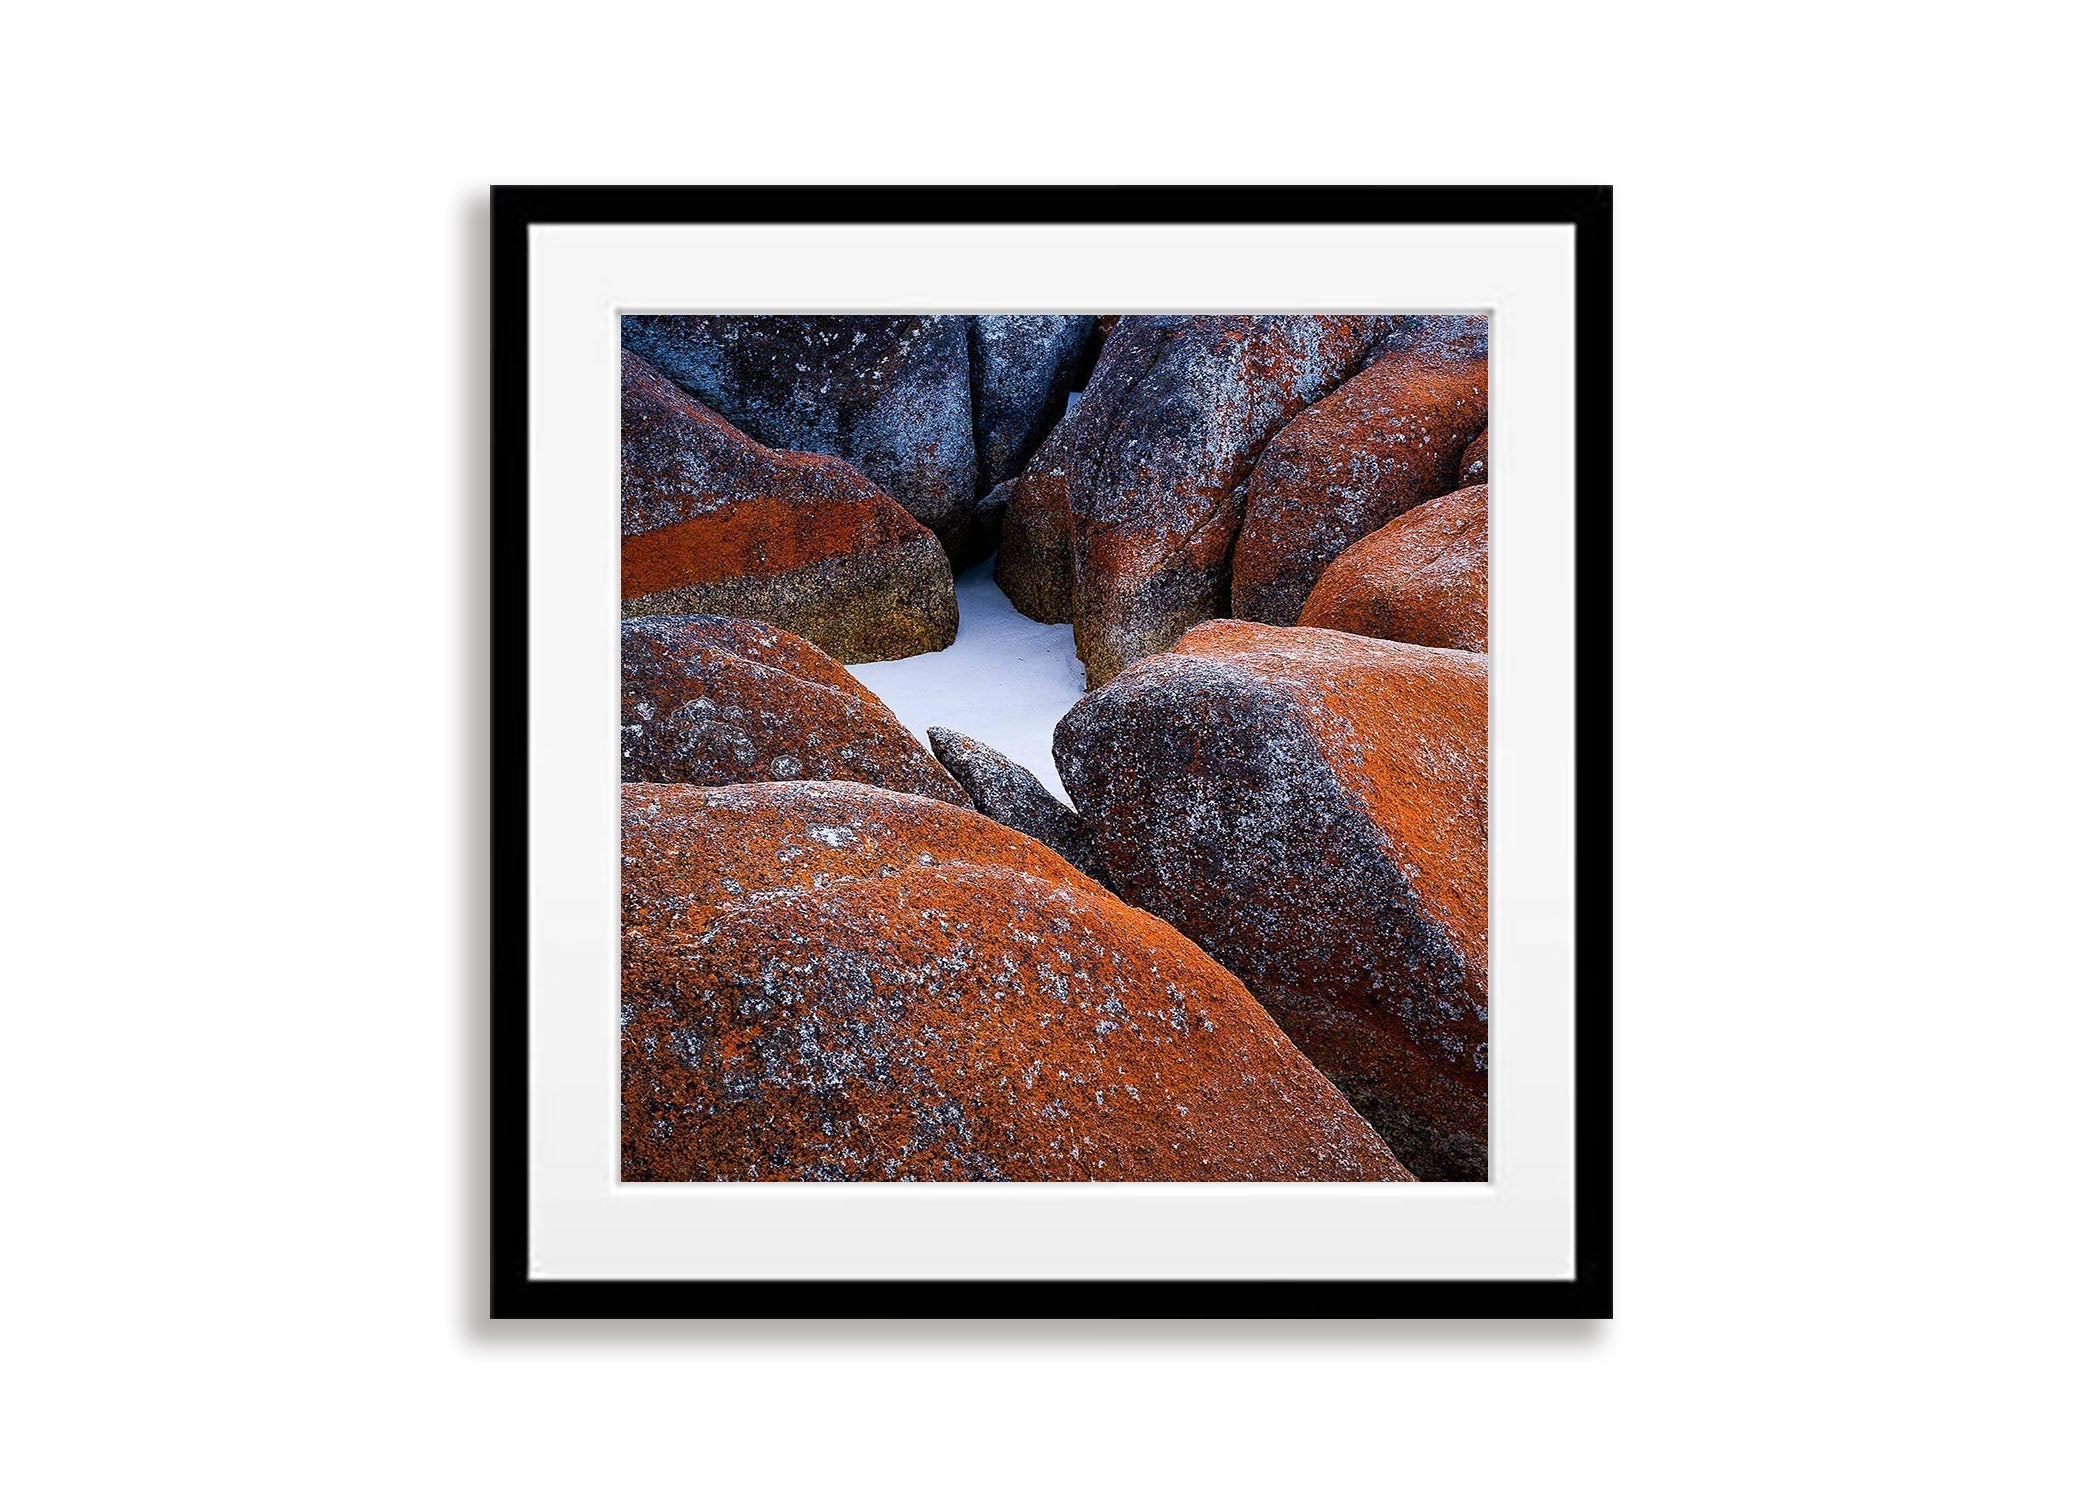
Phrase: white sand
[{"left": 847, "top": 557, "right": 1088, "bottom": 804}]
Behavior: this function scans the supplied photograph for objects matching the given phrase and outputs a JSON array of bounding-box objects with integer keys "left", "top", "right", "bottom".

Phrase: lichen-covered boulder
[
  {"left": 621, "top": 315, "right": 978, "bottom": 549},
  {"left": 926, "top": 725, "right": 1107, "bottom": 884},
  {"left": 992, "top": 434, "right": 1075, "bottom": 623},
  {"left": 620, "top": 350, "right": 957, "bottom": 662},
  {"left": 968, "top": 316, "right": 1097, "bottom": 496},
  {"left": 1298, "top": 485, "right": 1489, "bottom": 653},
  {"left": 621, "top": 781, "right": 1410, "bottom": 1182},
  {"left": 1230, "top": 317, "right": 1488, "bottom": 625},
  {"left": 1459, "top": 426, "right": 1488, "bottom": 485},
  {"left": 990, "top": 317, "right": 1176, "bottom": 625},
  {"left": 623, "top": 615, "right": 967, "bottom": 804},
  {"left": 1053, "top": 620, "right": 1488, "bottom": 1179},
  {"left": 996, "top": 316, "right": 1397, "bottom": 684}
]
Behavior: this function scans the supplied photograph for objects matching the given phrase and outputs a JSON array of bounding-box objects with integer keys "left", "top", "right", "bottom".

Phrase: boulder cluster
[{"left": 619, "top": 313, "right": 1488, "bottom": 1180}]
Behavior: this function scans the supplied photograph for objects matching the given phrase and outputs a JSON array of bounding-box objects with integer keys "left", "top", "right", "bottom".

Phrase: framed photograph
[{"left": 491, "top": 185, "right": 1611, "bottom": 1316}]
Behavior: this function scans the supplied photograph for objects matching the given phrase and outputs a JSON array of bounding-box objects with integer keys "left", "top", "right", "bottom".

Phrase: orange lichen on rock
[
  {"left": 621, "top": 780, "right": 1410, "bottom": 1182},
  {"left": 620, "top": 349, "right": 956, "bottom": 663},
  {"left": 1231, "top": 317, "right": 1488, "bottom": 626},
  {"left": 622, "top": 615, "right": 967, "bottom": 803},
  {"left": 1298, "top": 484, "right": 1488, "bottom": 653},
  {"left": 1053, "top": 620, "right": 1488, "bottom": 1178}
]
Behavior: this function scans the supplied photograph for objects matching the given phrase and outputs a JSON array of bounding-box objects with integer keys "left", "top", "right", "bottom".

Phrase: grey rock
[
  {"left": 968, "top": 316, "right": 1098, "bottom": 495},
  {"left": 926, "top": 725, "right": 1109, "bottom": 886},
  {"left": 621, "top": 315, "right": 978, "bottom": 550}
]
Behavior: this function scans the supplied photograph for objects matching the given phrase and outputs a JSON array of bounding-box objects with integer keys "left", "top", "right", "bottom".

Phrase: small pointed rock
[{"left": 926, "top": 725, "right": 1110, "bottom": 887}]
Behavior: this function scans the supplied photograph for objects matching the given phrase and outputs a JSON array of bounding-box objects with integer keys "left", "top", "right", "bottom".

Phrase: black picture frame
[{"left": 491, "top": 185, "right": 1612, "bottom": 1319}]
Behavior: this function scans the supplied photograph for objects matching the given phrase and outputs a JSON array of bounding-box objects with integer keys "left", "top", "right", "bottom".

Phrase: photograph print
[{"left": 617, "top": 313, "right": 1489, "bottom": 1183}]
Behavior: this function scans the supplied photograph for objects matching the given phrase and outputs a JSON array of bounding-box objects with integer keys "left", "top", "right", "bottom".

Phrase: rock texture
[
  {"left": 993, "top": 440, "right": 1075, "bottom": 623},
  {"left": 1231, "top": 317, "right": 1489, "bottom": 626},
  {"left": 620, "top": 349, "right": 956, "bottom": 662},
  {"left": 1054, "top": 620, "right": 1488, "bottom": 1179},
  {"left": 621, "top": 315, "right": 978, "bottom": 549},
  {"left": 1459, "top": 426, "right": 1488, "bottom": 485},
  {"left": 996, "top": 315, "right": 1397, "bottom": 685},
  {"left": 623, "top": 615, "right": 967, "bottom": 803},
  {"left": 1298, "top": 484, "right": 1489, "bottom": 653},
  {"left": 968, "top": 316, "right": 1097, "bottom": 495},
  {"left": 621, "top": 781, "right": 1410, "bottom": 1182},
  {"left": 926, "top": 725, "right": 1107, "bottom": 884}
]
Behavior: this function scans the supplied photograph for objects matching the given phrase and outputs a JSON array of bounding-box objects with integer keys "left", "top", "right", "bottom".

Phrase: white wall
[{"left": 2, "top": 4, "right": 2091, "bottom": 1495}]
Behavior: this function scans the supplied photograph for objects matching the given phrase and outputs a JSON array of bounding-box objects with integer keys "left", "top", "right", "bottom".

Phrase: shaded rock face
[
  {"left": 622, "top": 615, "right": 967, "bottom": 804},
  {"left": 926, "top": 725, "right": 1107, "bottom": 884},
  {"left": 954, "top": 477, "right": 1015, "bottom": 572},
  {"left": 1459, "top": 426, "right": 1488, "bottom": 485},
  {"left": 621, "top": 315, "right": 978, "bottom": 549},
  {"left": 620, "top": 350, "right": 957, "bottom": 663},
  {"left": 996, "top": 316, "right": 1397, "bottom": 685},
  {"left": 1231, "top": 317, "right": 1489, "bottom": 626},
  {"left": 993, "top": 437, "right": 1075, "bottom": 623},
  {"left": 1053, "top": 620, "right": 1488, "bottom": 1179},
  {"left": 968, "top": 316, "right": 1097, "bottom": 497},
  {"left": 1298, "top": 484, "right": 1489, "bottom": 653},
  {"left": 621, "top": 781, "right": 1410, "bottom": 1182}
]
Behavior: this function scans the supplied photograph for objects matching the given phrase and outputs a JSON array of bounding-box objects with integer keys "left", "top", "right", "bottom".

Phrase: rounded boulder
[
  {"left": 1054, "top": 620, "right": 1488, "bottom": 1178},
  {"left": 622, "top": 615, "right": 967, "bottom": 803},
  {"left": 1298, "top": 484, "right": 1489, "bottom": 653},
  {"left": 1231, "top": 317, "right": 1488, "bottom": 626},
  {"left": 621, "top": 781, "right": 1409, "bottom": 1182},
  {"left": 619, "top": 349, "right": 957, "bottom": 662}
]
